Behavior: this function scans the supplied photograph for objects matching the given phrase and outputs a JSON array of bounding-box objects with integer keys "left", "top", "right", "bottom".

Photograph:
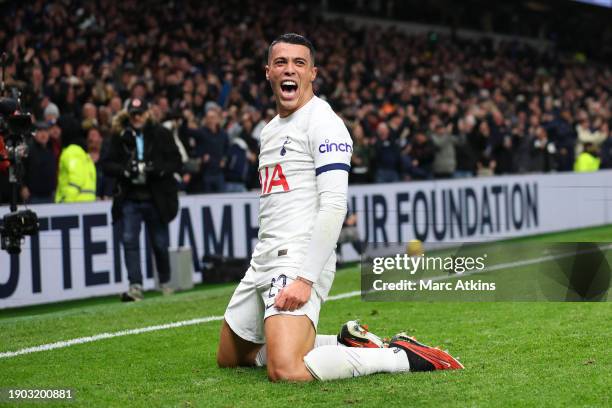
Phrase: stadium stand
[{"left": 0, "top": 0, "right": 610, "bottom": 201}]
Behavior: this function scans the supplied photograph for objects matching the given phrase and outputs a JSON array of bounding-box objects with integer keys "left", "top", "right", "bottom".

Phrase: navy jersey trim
[{"left": 315, "top": 163, "right": 351, "bottom": 176}]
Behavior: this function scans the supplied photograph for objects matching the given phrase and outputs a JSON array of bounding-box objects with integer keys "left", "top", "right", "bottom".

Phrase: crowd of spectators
[
  {"left": 0, "top": 0, "right": 610, "bottom": 204},
  {"left": 330, "top": 0, "right": 612, "bottom": 63}
]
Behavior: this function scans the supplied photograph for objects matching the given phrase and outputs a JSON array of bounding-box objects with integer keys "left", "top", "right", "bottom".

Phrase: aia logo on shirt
[{"left": 259, "top": 164, "right": 290, "bottom": 195}]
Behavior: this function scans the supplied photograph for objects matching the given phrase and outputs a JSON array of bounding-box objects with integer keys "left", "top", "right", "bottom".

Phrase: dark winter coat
[{"left": 102, "top": 114, "right": 182, "bottom": 223}]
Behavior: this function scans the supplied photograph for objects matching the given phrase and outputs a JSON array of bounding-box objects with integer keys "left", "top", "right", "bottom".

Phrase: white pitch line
[
  {"left": 327, "top": 290, "right": 361, "bottom": 301},
  {"left": 0, "top": 291, "right": 365, "bottom": 360},
  {"left": 0, "top": 315, "right": 224, "bottom": 359},
  {"left": 2, "top": 244, "right": 610, "bottom": 360}
]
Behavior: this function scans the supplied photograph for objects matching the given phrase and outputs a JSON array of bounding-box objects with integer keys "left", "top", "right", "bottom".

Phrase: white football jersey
[{"left": 251, "top": 96, "right": 352, "bottom": 275}]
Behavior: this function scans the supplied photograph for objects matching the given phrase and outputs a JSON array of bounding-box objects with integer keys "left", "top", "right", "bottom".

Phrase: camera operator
[
  {"left": 102, "top": 98, "right": 182, "bottom": 302},
  {"left": 0, "top": 134, "right": 9, "bottom": 203},
  {"left": 21, "top": 121, "right": 57, "bottom": 204},
  {"left": 0, "top": 91, "right": 40, "bottom": 253}
]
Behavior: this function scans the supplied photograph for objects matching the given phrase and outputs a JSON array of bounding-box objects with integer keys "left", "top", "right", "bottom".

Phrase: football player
[{"left": 216, "top": 33, "right": 462, "bottom": 381}]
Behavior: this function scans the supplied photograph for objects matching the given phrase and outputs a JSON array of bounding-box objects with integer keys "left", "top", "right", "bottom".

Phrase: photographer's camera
[{"left": 0, "top": 210, "right": 39, "bottom": 254}]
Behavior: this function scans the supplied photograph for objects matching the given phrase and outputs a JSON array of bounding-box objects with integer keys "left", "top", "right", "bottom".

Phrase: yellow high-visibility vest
[
  {"left": 55, "top": 144, "right": 97, "bottom": 203},
  {"left": 574, "top": 152, "right": 600, "bottom": 173}
]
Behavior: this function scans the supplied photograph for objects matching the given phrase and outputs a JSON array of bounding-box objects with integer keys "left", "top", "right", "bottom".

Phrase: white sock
[
  {"left": 254, "top": 334, "right": 341, "bottom": 367},
  {"left": 303, "top": 345, "right": 411, "bottom": 381},
  {"left": 314, "top": 334, "right": 340, "bottom": 347}
]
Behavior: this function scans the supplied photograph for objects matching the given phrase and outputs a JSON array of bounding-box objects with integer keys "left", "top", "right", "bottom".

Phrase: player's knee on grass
[
  {"left": 217, "top": 321, "right": 261, "bottom": 368},
  {"left": 266, "top": 358, "right": 310, "bottom": 382},
  {"left": 264, "top": 315, "right": 316, "bottom": 381},
  {"left": 265, "top": 343, "right": 307, "bottom": 381},
  {"left": 216, "top": 338, "right": 241, "bottom": 368},
  {"left": 216, "top": 354, "right": 233, "bottom": 368},
  {"left": 266, "top": 340, "right": 314, "bottom": 381},
  {"left": 267, "top": 364, "right": 293, "bottom": 382},
  {"left": 216, "top": 345, "right": 239, "bottom": 368},
  {"left": 217, "top": 344, "right": 259, "bottom": 368}
]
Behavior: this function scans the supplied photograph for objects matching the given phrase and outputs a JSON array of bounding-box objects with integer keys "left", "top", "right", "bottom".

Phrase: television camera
[{"left": 0, "top": 52, "right": 39, "bottom": 254}]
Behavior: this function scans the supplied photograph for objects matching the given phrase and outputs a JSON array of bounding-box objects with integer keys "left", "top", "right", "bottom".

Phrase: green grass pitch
[{"left": 1, "top": 225, "right": 611, "bottom": 407}]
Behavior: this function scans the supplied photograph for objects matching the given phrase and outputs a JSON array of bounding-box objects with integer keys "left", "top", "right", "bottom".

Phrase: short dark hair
[{"left": 267, "top": 33, "right": 316, "bottom": 65}]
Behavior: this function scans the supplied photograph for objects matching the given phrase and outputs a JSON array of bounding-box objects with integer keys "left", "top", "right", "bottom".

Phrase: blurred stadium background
[
  {"left": 0, "top": 0, "right": 611, "bottom": 201},
  {"left": 0, "top": 0, "right": 611, "bottom": 406}
]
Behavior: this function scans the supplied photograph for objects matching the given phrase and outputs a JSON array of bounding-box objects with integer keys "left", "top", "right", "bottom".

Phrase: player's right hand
[{"left": 274, "top": 279, "right": 312, "bottom": 311}]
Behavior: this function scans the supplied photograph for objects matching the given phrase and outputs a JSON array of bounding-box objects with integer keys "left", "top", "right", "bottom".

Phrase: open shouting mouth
[{"left": 280, "top": 80, "right": 298, "bottom": 100}]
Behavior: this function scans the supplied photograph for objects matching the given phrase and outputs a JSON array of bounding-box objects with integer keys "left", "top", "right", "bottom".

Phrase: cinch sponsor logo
[{"left": 318, "top": 139, "right": 353, "bottom": 153}]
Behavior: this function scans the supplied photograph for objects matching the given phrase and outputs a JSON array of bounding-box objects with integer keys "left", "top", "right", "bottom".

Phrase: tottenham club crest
[{"left": 280, "top": 136, "right": 291, "bottom": 156}]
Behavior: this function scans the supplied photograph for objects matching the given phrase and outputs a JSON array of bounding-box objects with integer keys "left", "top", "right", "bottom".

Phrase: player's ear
[
  {"left": 265, "top": 65, "right": 270, "bottom": 81},
  {"left": 310, "top": 66, "right": 317, "bottom": 83}
]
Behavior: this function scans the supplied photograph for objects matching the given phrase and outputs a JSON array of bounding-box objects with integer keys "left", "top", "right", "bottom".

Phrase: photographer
[{"left": 102, "top": 98, "right": 182, "bottom": 302}]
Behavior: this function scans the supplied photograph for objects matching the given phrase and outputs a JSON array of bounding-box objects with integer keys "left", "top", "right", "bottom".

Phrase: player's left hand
[{"left": 274, "top": 278, "right": 312, "bottom": 311}]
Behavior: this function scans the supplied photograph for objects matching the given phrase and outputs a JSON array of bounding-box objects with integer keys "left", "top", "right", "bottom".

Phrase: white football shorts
[{"left": 224, "top": 265, "right": 335, "bottom": 344}]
